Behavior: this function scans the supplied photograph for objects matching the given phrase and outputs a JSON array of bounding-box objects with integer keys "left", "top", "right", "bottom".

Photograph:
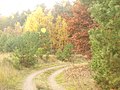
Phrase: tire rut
[
  {"left": 48, "top": 68, "right": 68, "bottom": 90},
  {"left": 23, "top": 65, "right": 65, "bottom": 90}
]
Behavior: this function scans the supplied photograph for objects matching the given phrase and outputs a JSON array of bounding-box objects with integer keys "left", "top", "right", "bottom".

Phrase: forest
[{"left": 0, "top": 0, "right": 120, "bottom": 90}]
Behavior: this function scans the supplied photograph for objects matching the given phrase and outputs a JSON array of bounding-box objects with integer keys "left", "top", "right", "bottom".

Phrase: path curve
[
  {"left": 48, "top": 68, "right": 68, "bottom": 90},
  {"left": 23, "top": 65, "right": 65, "bottom": 90}
]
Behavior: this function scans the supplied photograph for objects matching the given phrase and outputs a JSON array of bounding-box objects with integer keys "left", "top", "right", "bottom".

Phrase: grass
[
  {"left": 0, "top": 53, "right": 66, "bottom": 90},
  {"left": 0, "top": 53, "right": 36, "bottom": 90},
  {"left": 0, "top": 53, "right": 20, "bottom": 90}
]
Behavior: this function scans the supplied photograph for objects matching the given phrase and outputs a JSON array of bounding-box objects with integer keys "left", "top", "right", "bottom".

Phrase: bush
[
  {"left": 0, "top": 32, "right": 8, "bottom": 52},
  {"left": 56, "top": 43, "right": 73, "bottom": 61},
  {"left": 36, "top": 48, "right": 46, "bottom": 59},
  {"left": 0, "top": 31, "right": 18, "bottom": 52},
  {"left": 89, "top": 0, "right": 120, "bottom": 89},
  {"left": 4, "top": 36, "right": 17, "bottom": 52},
  {"left": 12, "top": 31, "right": 41, "bottom": 68},
  {"left": 89, "top": 29, "right": 120, "bottom": 90},
  {"left": 56, "top": 49, "right": 63, "bottom": 60}
]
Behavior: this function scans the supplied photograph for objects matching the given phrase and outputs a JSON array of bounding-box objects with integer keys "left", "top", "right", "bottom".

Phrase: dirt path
[
  {"left": 48, "top": 68, "right": 68, "bottom": 90},
  {"left": 22, "top": 65, "right": 66, "bottom": 90}
]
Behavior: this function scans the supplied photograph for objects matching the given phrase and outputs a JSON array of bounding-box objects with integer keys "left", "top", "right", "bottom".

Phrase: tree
[
  {"left": 52, "top": 0, "right": 72, "bottom": 21},
  {"left": 50, "top": 16, "right": 68, "bottom": 52},
  {"left": 0, "top": 10, "right": 31, "bottom": 30},
  {"left": 3, "top": 22, "right": 23, "bottom": 36},
  {"left": 19, "top": 10, "right": 31, "bottom": 26},
  {"left": 12, "top": 32, "right": 41, "bottom": 68},
  {"left": 0, "top": 16, "right": 9, "bottom": 30},
  {"left": 24, "top": 7, "right": 69, "bottom": 53},
  {"left": 65, "top": 0, "right": 97, "bottom": 58},
  {"left": 89, "top": 0, "right": 120, "bottom": 89},
  {"left": 79, "top": 0, "right": 92, "bottom": 6},
  {"left": 14, "top": 22, "right": 23, "bottom": 35},
  {"left": 24, "top": 7, "right": 53, "bottom": 32},
  {"left": 36, "top": 3, "right": 46, "bottom": 13}
]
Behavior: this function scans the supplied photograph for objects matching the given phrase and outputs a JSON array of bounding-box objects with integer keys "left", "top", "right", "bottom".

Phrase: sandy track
[
  {"left": 48, "top": 68, "right": 68, "bottom": 90},
  {"left": 23, "top": 65, "right": 65, "bottom": 90}
]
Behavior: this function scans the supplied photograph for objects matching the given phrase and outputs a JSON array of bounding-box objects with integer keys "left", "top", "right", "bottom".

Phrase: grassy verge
[
  {"left": 0, "top": 53, "right": 20, "bottom": 90},
  {"left": 0, "top": 53, "right": 65, "bottom": 90},
  {"left": 0, "top": 53, "right": 36, "bottom": 90}
]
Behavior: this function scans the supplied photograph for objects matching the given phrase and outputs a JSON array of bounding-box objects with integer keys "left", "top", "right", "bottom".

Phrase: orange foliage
[{"left": 64, "top": 1, "right": 98, "bottom": 59}]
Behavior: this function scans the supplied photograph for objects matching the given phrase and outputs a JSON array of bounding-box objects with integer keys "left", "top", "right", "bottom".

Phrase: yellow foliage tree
[
  {"left": 24, "top": 7, "right": 68, "bottom": 52},
  {"left": 24, "top": 7, "right": 53, "bottom": 32},
  {"left": 51, "top": 16, "right": 68, "bottom": 51},
  {"left": 14, "top": 22, "right": 23, "bottom": 35}
]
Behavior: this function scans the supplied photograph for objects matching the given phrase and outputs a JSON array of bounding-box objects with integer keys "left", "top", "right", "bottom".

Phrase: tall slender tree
[{"left": 50, "top": 16, "right": 68, "bottom": 51}]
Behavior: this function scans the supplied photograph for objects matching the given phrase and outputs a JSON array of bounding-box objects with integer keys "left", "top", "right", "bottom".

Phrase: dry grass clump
[{"left": 0, "top": 53, "right": 19, "bottom": 90}]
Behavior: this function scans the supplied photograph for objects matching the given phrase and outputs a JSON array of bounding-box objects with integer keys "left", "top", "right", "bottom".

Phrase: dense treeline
[
  {"left": 0, "top": 1, "right": 72, "bottom": 67},
  {"left": 0, "top": 10, "right": 31, "bottom": 30}
]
